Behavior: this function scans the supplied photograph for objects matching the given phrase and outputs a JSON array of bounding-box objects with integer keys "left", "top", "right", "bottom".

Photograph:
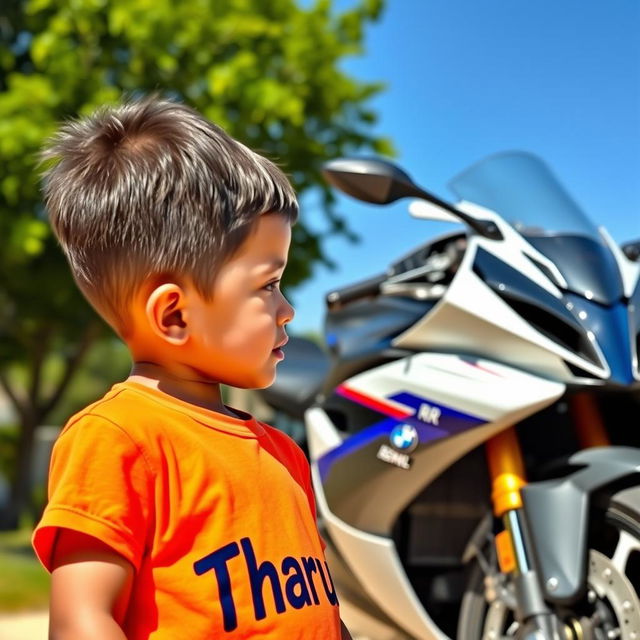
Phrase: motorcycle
[{"left": 260, "top": 151, "right": 640, "bottom": 640}]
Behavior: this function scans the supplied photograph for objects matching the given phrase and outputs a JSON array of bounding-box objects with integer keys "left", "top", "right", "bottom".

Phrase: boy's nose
[{"left": 279, "top": 296, "right": 295, "bottom": 325}]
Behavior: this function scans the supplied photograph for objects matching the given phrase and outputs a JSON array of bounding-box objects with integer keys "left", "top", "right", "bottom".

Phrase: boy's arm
[{"left": 49, "top": 529, "right": 134, "bottom": 640}]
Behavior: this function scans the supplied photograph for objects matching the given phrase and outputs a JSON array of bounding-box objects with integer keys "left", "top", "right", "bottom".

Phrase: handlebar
[{"left": 325, "top": 272, "right": 388, "bottom": 310}]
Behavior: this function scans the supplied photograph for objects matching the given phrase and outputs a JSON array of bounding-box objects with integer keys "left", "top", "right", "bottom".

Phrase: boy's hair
[{"left": 40, "top": 96, "right": 298, "bottom": 334}]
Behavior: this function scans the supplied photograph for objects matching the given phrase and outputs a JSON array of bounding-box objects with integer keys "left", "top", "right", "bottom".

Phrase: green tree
[{"left": 0, "top": 0, "right": 392, "bottom": 527}]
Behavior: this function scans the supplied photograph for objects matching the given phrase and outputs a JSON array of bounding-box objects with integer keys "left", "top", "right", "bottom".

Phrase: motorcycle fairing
[
  {"left": 317, "top": 384, "right": 486, "bottom": 483},
  {"left": 311, "top": 461, "right": 451, "bottom": 640},
  {"left": 312, "top": 352, "right": 564, "bottom": 535},
  {"left": 524, "top": 234, "right": 624, "bottom": 306},
  {"left": 392, "top": 204, "right": 619, "bottom": 382},
  {"left": 280, "top": 152, "right": 640, "bottom": 639},
  {"left": 307, "top": 200, "right": 595, "bottom": 637},
  {"left": 472, "top": 246, "right": 638, "bottom": 385},
  {"left": 321, "top": 233, "right": 468, "bottom": 395},
  {"left": 600, "top": 225, "right": 640, "bottom": 379},
  {"left": 561, "top": 297, "right": 637, "bottom": 386},
  {"left": 309, "top": 351, "right": 564, "bottom": 640},
  {"left": 522, "top": 446, "right": 640, "bottom": 604},
  {"left": 449, "top": 152, "right": 633, "bottom": 306},
  {"left": 472, "top": 246, "right": 602, "bottom": 367},
  {"left": 600, "top": 225, "right": 640, "bottom": 300},
  {"left": 627, "top": 262, "right": 640, "bottom": 380}
]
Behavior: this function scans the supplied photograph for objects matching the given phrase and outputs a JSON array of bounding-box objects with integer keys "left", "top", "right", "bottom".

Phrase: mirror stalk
[
  {"left": 408, "top": 185, "right": 503, "bottom": 240},
  {"left": 323, "top": 157, "right": 503, "bottom": 241}
]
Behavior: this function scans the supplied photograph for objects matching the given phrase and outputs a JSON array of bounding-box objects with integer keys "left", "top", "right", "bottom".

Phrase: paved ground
[{"left": 0, "top": 610, "right": 48, "bottom": 640}]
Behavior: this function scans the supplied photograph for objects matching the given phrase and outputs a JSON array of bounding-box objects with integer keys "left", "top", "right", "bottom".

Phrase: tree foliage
[{"left": 0, "top": 0, "right": 392, "bottom": 526}]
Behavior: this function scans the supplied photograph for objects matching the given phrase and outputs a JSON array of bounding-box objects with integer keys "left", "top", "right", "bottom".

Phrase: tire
[{"left": 457, "top": 486, "right": 640, "bottom": 640}]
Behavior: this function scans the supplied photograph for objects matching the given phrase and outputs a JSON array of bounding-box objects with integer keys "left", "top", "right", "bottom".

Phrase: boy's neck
[{"left": 128, "top": 361, "right": 239, "bottom": 418}]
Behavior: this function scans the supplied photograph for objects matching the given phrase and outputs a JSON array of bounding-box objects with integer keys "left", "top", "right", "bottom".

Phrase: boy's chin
[
  {"left": 253, "top": 372, "right": 277, "bottom": 390},
  {"left": 233, "top": 370, "right": 277, "bottom": 390}
]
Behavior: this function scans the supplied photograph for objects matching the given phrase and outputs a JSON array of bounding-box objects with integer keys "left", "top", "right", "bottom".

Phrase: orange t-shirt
[{"left": 33, "top": 381, "right": 341, "bottom": 639}]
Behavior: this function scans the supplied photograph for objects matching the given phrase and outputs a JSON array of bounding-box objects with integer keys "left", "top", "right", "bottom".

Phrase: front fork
[{"left": 484, "top": 393, "right": 610, "bottom": 639}]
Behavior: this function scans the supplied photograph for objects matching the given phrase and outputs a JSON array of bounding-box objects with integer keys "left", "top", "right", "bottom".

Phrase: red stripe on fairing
[
  {"left": 336, "top": 384, "right": 413, "bottom": 419},
  {"left": 463, "top": 360, "right": 504, "bottom": 377}
]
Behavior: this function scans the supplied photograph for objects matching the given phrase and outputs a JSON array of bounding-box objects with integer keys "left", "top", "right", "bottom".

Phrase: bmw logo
[{"left": 389, "top": 424, "right": 419, "bottom": 453}]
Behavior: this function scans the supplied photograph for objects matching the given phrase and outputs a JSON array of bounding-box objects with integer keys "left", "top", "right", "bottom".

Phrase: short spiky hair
[{"left": 40, "top": 96, "right": 298, "bottom": 334}]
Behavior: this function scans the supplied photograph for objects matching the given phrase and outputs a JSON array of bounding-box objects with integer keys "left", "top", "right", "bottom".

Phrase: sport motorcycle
[{"left": 259, "top": 151, "right": 640, "bottom": 640}]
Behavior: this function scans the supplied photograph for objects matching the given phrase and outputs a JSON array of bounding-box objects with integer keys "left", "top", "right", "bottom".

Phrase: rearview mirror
[
  {"left": 322, "top": 157, "right": 421, "bottom": 204},
  {"left": 322, "top": 157, "right": 503, "bottom": 240}
]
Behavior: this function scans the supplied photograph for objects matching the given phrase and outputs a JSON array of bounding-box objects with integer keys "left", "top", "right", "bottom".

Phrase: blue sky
[{"left": 289, "top": 0, "right": 640, "bottom": 334}]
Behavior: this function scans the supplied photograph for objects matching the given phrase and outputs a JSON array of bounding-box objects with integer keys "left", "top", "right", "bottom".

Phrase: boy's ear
[{"left": 145, "top": 283, "right": 189, "bottom": 345}]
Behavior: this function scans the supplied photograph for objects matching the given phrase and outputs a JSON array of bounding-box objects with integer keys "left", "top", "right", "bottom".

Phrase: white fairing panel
[
  {"left": 339, "top": 352, "right": 566, "bottom": 424},
  {"left": 393, "top": 205, "right": 611, "bottom": 382},
  {"left": 307, "top": 356, "right": 565, "bottom": 639},
  {"left": 306, "top": 406, "right": 344, "bottom": 461},
  {"left": 312, "top": 464, "right": 449, "bottom": 640}
]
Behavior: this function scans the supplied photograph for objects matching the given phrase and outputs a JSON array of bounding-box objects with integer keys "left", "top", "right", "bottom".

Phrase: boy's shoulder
[
  {"left": 259, "top": 419, "right": 304, "bottom": 451},
  {"left": 58, "top": 383, "right": 310, "bottom": 482},
  {"left": 60, "top": 381, "right": 164, "bottom": 438},
  {"left": 60, "top": 383, "right": 305, "bottom": 457},
  {"left": 257, "top": 421, "right": 311, "bottom": 478}
]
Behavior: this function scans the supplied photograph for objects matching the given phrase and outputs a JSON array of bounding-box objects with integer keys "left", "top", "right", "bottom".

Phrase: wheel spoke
[{"left": 611, "top": 529, "right": 640, "bottom": 574}]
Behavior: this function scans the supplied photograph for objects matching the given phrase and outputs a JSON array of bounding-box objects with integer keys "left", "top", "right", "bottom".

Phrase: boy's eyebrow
[{"left": 259, "top": 258, "right": 286, "bottom": 273}]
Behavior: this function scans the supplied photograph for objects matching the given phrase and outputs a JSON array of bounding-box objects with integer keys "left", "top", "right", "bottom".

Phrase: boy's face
[{"left": 185, "top": 213, "right": 294, "bottom": 389}]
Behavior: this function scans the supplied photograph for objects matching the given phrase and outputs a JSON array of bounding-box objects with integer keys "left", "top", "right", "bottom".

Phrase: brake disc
[
  {"left": 482, "top": 598, "right": 514, "bottom": 640},
  {"left": 588, "top": 549, "right": 640, "bottom": 640},
  {"left": 481, "top": 549, "right": 640, "bottom": 640}
]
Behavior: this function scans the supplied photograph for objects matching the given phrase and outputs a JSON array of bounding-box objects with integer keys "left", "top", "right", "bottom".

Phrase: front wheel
[{"left": 457, "top": 487, "right": 640, "bottom": 640}]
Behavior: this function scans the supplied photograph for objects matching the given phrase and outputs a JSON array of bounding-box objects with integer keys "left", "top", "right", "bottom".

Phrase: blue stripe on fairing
[
  {"left": 388, "top": 391, "right": 485, "bottom": 436},
  {"left": 317, "top": 391, "right": 486, "bottom": 482},
  {"left": 317, "top": 417, "right": 398, "bottom": 481}
]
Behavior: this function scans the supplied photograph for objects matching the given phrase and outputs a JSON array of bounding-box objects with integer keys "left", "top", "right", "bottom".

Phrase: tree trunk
[
  {"left": 0, "top": 322, "right": 100, "bottom": 530},
  {"left": 0, "top": 412, "right": 38, "bottom": 530}
]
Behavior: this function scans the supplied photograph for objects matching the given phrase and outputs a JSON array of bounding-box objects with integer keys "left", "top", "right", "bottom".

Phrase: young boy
[{"left": 32, "top": 96, "right": 351, "bottom": 639}]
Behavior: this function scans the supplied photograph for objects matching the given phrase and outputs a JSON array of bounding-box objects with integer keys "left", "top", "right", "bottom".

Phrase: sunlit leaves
[
  {"left": 7, "top": 219, "right": 49, "bottom": 260},
  {"left": 0, "top": 0, "right": 392, "bottom": 395}
]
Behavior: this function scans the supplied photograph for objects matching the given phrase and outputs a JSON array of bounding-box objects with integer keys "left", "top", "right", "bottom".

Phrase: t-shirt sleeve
[
  {"left": 286, "top": 437, "right": 327, "bottom": 553},
  {"left": 32, "top": 413, "right": 153, "bottom": 573},
  {"left": 299, "top": 453, "right": 328, "bottom": 553},
  {"left": 260, "top": 424, "right": 328, "bottom": 552}
]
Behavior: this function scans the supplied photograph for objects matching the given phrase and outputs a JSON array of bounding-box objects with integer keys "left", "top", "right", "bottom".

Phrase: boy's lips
[{"left": 272, "top": 336, "right": 288, "bottom": 360}]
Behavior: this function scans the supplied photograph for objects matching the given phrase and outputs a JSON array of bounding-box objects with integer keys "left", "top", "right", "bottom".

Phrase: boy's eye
[{"left": 263, "top": 279, "right": 280, "bottom": 292}]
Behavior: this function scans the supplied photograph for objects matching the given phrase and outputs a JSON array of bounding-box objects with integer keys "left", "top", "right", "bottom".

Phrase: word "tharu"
[{"left": 194, "top": 537, "right": 338, "bottom": 632}]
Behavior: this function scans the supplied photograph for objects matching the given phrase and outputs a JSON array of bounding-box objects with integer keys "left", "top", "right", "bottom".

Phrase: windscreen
[
  {"left": 448, "top": 152, "right": 623, "bottom": 305},
  {"left": 448, "top": 151, "right": 597, "bottom": 237}
]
